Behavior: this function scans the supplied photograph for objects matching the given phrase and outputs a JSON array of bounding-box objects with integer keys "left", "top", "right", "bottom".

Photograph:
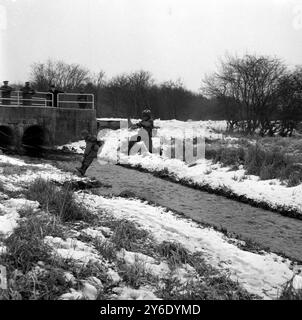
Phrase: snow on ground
[
  {"left": 0, "top": 153, "right": 83, "bottom": 248},
  {"left": 1, "top": 146, "right": 301, "bottom": 300},
  {"left": 155, "top": 119, "right": 226, "bottom": 138},
  {"left": 44, "top": 231, "right": 161, "bottom": 300},
  {"left": 0, "top": 198, "right": 39, "bottom": 237},
  {"left": 0, "top": 153, "right": 162, "bottom": 300},
  {"left": 74, "top": 120, "right": 302, "bottom": 215},
  {"left": 82, "top": 192, "right": 301, "bottom": 300},
  {"left": 57, "top": 140, "right": 86, "bottom": 154},
  {"left": 112, "top": 286, "right": 160, "bottom": 300},
  {"left": 0, "top": 198, "right": 39, "bottom": 259},
  {"left": 116, "top": 248, "right": 198, "bottom": 285},
  {"left": 0, "top": 154, "right": 81, "bottom": 191},
  {"left": 62, "top": 120, "right": 226, "bottom": 156},
  {"left": 59, "top": 277, "right": 104, "bottom": 300},
  {"left": 44, "top": 236, "right": 103, "bottom": 265}
]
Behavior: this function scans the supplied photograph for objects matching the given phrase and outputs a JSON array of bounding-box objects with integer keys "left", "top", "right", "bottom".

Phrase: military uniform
[
  {"left": 20, "top": 83, "right": 36, "bottom": 106},
  {"left": 77, "top": 134, "right": 101, "bottom": 175},
  {"left": 136, "top": 109, "right": 154, "bottom": 153},
  {"left": 128, "top": 109, "right": 154, "bottom": 154},
  {"left": 0, "top": 82, "right": 13, "bottom": 105},
  {"left": 77, "top": 94, "right": 88, "bottom": 109},
  {"left": 47, "top": 86, "right": 64, "bottom": 107}
]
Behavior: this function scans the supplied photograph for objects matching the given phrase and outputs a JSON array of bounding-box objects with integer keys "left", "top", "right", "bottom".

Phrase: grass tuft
[
  {"left": 25, "top": 178, "right": 95, "bottom": 222},
  {"left": 111, "top": 219, "right": 149, "bottom": 251},
  {"left": 117, "top": 256, "right": 155, "bottom": 289},
  {"left": 2, "top": 210, "right": 63, "bottom": 273},
  {"left": 279, "top": 277, "right": 302, "bottom": 300},
  {"left": 157, "top": 241, "right": 191, "bottom": 268},
  {"left": 94, "top": 239, "right": 116, "bottom": 262}
]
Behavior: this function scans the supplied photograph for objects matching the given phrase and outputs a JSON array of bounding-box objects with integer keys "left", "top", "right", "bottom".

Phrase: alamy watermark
[
  {"left": 97, "top": 121, "right": 206, "bottom": 165},
  {"left": 0, "top": 265, "right": 7, "bottom": 290}
]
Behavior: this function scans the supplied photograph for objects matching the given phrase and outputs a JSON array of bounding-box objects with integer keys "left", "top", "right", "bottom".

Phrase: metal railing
[
  {"left": 0, "top": 90, "right": 94, "bottom": 109},
  {"left": 57, "top": 93, "right": 94, "bottom": 109},
  {"left": 0, "top": 91, "right": 52, "bottom": 106}
]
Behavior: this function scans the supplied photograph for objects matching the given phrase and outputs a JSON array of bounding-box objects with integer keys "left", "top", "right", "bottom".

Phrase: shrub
[
  {"left": 281, "top": 163, "right": 302, "bottom": 187},
  {"left": 206, "top": 145, "right": 245, "bottom": 168},
  {"left": 219, "top": 147, "right": 245, "bottom": 167},
  {"left": 259, "top": 164, "right": 276, "bottom": 180},
  {"left": 287, "top": 172, "right": 302, "bottom": 187},
  {"left": 244, "top": 144, "right": 266, "bottom": 176}
]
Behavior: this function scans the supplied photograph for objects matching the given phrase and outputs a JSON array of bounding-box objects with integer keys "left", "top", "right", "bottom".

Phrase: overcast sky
[{"left": 0, "top": 0, "right": 302, "bottom": 91}]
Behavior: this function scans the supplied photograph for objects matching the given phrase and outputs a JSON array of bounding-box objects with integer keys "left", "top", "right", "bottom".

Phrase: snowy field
[
  {"left": 61, "top": 120, "right": 302, "bottom": 216},
  {"left": 1, "top": 153, "right": 302, "bottom": 299}
]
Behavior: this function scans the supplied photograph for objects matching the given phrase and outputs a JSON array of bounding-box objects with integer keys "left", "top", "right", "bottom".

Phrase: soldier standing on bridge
[
  {"left": 77, "top": 90, "right": 88, "bottom": 109},
  {"left": 0, "top": 81, "right": 13, "bottom": 105},
  {"left": 76, "top": 130, "right": 103, "bottom": 176},
  {"left": 47, "top": 84, "right": 64, "bottom": 107},
  {"left": 20, "top": 82, "right": 36, "bottom": 106}
]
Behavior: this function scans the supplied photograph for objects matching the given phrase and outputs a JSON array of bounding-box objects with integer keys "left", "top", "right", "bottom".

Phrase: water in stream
[{"left": 86, "top": 162, "right": 302, "bottom": 262}]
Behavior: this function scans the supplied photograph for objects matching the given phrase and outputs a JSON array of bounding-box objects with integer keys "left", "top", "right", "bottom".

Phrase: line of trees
[
  {"left": 29, "top": 56, "right": 302, "bottom": 136},
  {"left": 30, "top": 60, "right": 223, "bottom": 120},
  {"left": 201, "top": 54, "right": 302, "bottom": 136}
]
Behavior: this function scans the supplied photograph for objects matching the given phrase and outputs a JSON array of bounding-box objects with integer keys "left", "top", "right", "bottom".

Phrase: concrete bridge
[{"left": 0, "top": 105, "right": 96, "bottom": 152}]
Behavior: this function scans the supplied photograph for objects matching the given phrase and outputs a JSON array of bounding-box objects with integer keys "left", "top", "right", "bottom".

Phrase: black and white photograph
[{"left": 0, "top": 0, "right": 302, "bottom": 307}]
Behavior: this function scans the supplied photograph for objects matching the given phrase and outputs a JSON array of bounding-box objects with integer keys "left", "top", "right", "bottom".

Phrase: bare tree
[
  {"left": 91, "top": 71, "right": 106, "bottom": 88},
  {"left": 202, "top": 54, "right": 286, "bottom": 134},
  {"left": 31, "top": 59, "right": 91, "bottom": 91},
  {"left": 160, "top": 79, "right": 190, "bottom": 119},
  {"left": 127, "top": 70, "right": 154, "bottom": 117},
  {"left": 277, "top": 66, "right": 302, "bottom": 136}
]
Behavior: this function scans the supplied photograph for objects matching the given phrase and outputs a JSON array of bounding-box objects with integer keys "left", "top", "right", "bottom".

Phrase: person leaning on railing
[
  {"left": 0, "top": 81, "right": 14, "bottom": 105},
  {"left": 47, "top": 84, "right": 64, "bottom": 107},
  {"left": 20, "top": 82, "right": 36, "bottom": 106},
  {"left": 77, "top": 91, "right": 88, "bottom": 109}
]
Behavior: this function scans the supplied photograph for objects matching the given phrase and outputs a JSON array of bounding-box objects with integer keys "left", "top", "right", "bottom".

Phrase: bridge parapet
[{"left": 0, "top": 105, "right": 96, "bottom": 151}]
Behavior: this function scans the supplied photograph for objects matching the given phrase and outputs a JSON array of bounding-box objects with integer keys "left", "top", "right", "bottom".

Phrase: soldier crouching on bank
[{"left": 76, "top": 130, "right": 103, "bottom": 176}]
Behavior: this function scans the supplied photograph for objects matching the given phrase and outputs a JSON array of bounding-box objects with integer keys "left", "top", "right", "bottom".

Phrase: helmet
[{"left": 142, "top": 108, "right": 151, "bottom": 118}]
